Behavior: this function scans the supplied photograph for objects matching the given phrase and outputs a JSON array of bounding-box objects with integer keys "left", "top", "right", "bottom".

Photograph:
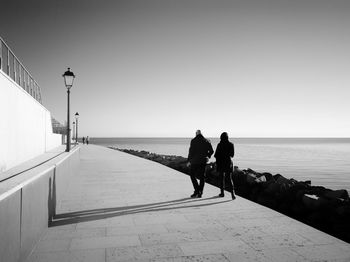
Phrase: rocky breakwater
[{"left": 111, "top": 148, "right": 350, "bottom": 243}]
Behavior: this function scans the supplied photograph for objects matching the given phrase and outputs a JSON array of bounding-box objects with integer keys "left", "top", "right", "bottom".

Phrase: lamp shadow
[{"left": 49, "top": 196, "right": 232, "bottom": 227}]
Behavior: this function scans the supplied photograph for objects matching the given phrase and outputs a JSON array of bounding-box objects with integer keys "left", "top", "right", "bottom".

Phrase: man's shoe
[
  {"left": 190, "top": 192, "right": 198, "bottom": 198},
  {"left": 218, "top": 193, "right": 225, "bottom": 197},
  {"left": 197, "top": 193, "right": 202, "bottom": 198}
]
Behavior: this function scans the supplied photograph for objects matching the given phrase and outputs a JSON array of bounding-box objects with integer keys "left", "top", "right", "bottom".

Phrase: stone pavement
[{"left": 26, "top": 145, "right": 350, "bottom": 262}]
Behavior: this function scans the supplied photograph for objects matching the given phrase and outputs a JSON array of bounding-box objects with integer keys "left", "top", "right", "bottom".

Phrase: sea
[{"left": 90, "top": 137, "right": 350, "bottom": 193}]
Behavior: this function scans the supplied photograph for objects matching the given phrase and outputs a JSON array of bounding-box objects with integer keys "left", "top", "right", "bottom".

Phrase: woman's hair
[{"left": 220, "top": 132, "right": 229, "bottom": 141}]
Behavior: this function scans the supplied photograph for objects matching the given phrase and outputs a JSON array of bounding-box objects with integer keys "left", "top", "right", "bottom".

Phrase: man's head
[{"left": 195, "top": 130, "right": 202, "bottom": 136}]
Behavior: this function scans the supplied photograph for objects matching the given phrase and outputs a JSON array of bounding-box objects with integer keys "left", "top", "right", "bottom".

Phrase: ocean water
[{"left": 90, "top": 137, "right": 350, "bottom": 192}]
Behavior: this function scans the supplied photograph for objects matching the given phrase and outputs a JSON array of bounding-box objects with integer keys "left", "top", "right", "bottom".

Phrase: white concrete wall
[
  {"left": 0, "top": 70, "right": 61, "bottom": 173},
  {"left": 0, "top": 147, "right": 80, "bottom": 262}
]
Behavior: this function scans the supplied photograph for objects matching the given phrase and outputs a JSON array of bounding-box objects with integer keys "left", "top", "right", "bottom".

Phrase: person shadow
[{"left": 48, "top": 176, "right": 231, "bottom": 227}]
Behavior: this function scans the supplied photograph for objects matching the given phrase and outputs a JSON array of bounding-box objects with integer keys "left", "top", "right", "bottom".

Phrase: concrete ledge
[
  {"left": 0, "top": 146, "right": 80, "bottom": 262},
  {"left": 0, "top": 191, "right": 21, "bottom": 262}
]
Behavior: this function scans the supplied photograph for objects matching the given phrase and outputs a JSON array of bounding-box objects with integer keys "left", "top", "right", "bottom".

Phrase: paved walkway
[{"left": 27, "top": 145, "right": 350, "bottom": 262}]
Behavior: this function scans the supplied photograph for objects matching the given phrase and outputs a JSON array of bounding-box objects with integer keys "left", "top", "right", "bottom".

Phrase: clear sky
[{"left": 1, "top": 0, "right": 349, "bottom": 137}]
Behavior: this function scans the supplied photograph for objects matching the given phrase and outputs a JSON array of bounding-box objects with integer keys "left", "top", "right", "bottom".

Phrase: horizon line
[{"left": 87, "top": 136, "right": 350, "bottom": 139}]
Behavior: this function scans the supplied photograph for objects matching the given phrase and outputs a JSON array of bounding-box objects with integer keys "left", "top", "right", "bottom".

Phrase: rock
[
  {"left": 246, "top": 168, "right": 258, "bottom": 174},
  {"left": 276, "top": 175, "right": 292, "bottom": 185},
  {"left": 261, "top": 172, "right": 273, "bottom": 181},
  {"left": 255, "top": 175, "right": 267, "bottom": 183},
  {"left": 246, "top": 172, "right": 257, "bottom": 184},
  {"left": 265, "top": 182, "right": 281, "bottom": 195},
  {"left": 295, "top": 189, "right": 307, "bottom": 200},
  {"left": 302, "top": 194, "right": 321, "bottom": 210},
  {"left": 291, "top": 203, "right": 307, "bottom": 216},
  {"left": 257, "top": 195, "right": 277, "bottom": 208},
  {"left": 336, "top": 205, "right": 350, "bottom": 216},
  {"left": 306, "top": 211, "right": 324, "bottom": 225},
  {"left": 324, "top": 189, "right": 349, "bottom": 201}
]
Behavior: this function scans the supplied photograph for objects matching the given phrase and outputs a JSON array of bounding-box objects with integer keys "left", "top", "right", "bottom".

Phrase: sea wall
[
  {"left": 0, "top": 70, "right": 62, "bottom": 173},
  {"left": 0, "top": 147, "right": 80, "bottom": 262},
  {"left": 114, "top": 148, "right": 350, "bottom": 243}
]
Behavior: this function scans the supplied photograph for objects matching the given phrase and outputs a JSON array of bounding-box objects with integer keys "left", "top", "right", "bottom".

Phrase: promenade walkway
[{"left": 26, "top": 145, "right": 350, "bottom": 262}]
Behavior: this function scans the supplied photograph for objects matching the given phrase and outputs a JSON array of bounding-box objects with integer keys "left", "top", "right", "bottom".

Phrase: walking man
[{"left": 187, "top": 130, "right": 214, "bottom": 198}]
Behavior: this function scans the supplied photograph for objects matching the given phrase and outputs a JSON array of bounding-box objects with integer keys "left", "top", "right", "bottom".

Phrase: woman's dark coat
[{"left": 214, "top": 139, "right": 234, "bottom": 172}]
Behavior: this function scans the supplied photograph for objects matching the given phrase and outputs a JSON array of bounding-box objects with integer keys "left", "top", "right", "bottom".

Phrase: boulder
[
  {"left": 275, "top": 175, "right": 292, "bottom": 185},
  {"left": 302, "top": 194, "right": 321, "bottom": 211},
  {"left": 336, "top": 205, "right": 350, "bottom": 216},
  {"left": 324, "top": 189, "right": 349, "bottom": 201},
  {"left": 261, "top": 172, "right": 273, "bottom": 181},
  {"left": 265, "top": 182, "right": 281, "bottom": 195},
  {"left": 255, "top": 175, "right": 267, "bottom": 183},
  {"left": 257, "top": 195, "right": 277, "bottom": 208},
  {"left": 246, "top": 172, "right": 257, "bottom": 184}
]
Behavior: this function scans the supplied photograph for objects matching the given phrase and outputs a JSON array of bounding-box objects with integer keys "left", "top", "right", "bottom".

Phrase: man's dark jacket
[{"left": 188, "top": 135, "right": 214, "bottom": 165}]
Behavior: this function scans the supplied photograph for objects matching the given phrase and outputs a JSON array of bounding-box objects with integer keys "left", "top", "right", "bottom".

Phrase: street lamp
[
  {"left": 72, "top": 121, "right": 76, "bottom": 143},
  {"left": 63, "top": 68, "right": 75, "bottom": 152},
  {"left": 75, "top": 112, "right": 79, "bottom": 144}
]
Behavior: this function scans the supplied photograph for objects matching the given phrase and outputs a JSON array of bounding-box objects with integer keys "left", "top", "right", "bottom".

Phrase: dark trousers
[
  {"left": 190, "top": 164, "right": 206, "bottom": 194},
  {"left": 219, "top": 171, "right": 234, "bottom": 194}
]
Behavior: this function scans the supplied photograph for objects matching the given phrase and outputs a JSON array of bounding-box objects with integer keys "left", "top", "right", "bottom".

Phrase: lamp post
[
  {"left": 72, "top": 121, "right": 76, "bottom": 143},
  {"left": 63, "top": 68, "right": 75, "bottom": 152},
  {"left": 75, "top": 112, "right": 79, "bottom": 144}
]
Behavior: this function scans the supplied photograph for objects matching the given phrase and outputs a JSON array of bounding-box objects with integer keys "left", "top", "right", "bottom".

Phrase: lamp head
[
  {"left": 75, "top": 112, "right": 80, "bottom": 118},
  {"left": 63, "top": 68, "right": 75, "bottom": 89}
]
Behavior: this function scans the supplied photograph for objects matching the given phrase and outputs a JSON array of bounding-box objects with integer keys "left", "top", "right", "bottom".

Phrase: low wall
[
  {"left": 0, "top": 70, "right": 62, "bottom": 173},
  {"left": 0, "top": 147, "right": 80, "bottom": 262}
]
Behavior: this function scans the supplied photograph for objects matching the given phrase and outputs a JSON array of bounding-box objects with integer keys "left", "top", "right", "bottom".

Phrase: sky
[{"left": 1, "top": 0, "right": 349, "bottom": 137}]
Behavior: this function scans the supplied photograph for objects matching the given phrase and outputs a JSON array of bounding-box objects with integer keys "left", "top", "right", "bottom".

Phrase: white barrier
[{"left": 0, "top": 71, "right": 62, "bottom": 173}]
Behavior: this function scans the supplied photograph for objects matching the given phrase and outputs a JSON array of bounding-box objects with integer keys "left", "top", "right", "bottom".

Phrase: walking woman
[{"left": 214, "top": 132, "right": 236, "bottom": 200}]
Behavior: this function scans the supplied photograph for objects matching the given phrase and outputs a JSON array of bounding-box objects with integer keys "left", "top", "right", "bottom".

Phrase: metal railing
[
  {"left": 0, "top": 36, "right": 42, "bottom": 104},
  {"left": 51, "top": 117, "right": 67, "bottom": 134}
]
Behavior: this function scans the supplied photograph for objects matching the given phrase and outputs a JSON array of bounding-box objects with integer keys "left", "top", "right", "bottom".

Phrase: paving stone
[
  {"left": 106, "top": 244, "right": 184, "bottom": 261},
  {"left": 292, "top": 244, "right": 350, "bottom": 261},
  {"left": 219, "top": 217, "right": 274, "bottom": 228},
  {"left": 133, "top": 214, "right": 189, "bottom": 226},
  {"left": 34, "top": 239, "right": 71, "bottom": 253},
  {"left": 240, "top": 234, "right": 290, "bottom": 251},
  {"left": 107, "top": 224, "right": 168, "bottom": 236},
  {"left": 26, "top": 249, "right": 105, "bottom": 262},
  {"left": 140, "top": 231, "right": 207, "bottom": 246},
  {"left": 70, "top": 235, "right": 141, "bottom": 250},
  {"left": 178, "top": 239, "right": 253, "bottom": 256},
  {"left": 297, "top": 230, "right": 345, "bottom": 245},
  {"left": 42, "top": 227, "right": 106, "bottom": 240},
  {"left": 200, "top": 227, "right": 261, "bottom": 241},
  {"left": 259, "top": 224, "right": 311, "bottom": 236},
  {"left": 224, "top": 247, "right": 308, "bottom": 262},
  {"left": 150, "top": 254, "right": 230, "bottom": 262},
  {"left": 74, "top": 219, "right": 110, "bottom": 228}
]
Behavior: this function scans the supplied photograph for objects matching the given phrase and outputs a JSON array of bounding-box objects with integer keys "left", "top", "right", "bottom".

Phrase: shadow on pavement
[{"left": 49, "top": 196, "right": 232, "bottom": 227}]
